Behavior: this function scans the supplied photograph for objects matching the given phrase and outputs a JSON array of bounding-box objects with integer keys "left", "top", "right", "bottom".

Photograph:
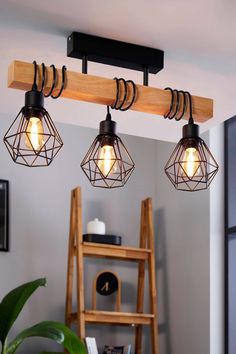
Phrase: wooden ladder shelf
[{"left": 65, "top": 187, "right": 160, "bottom": 354}]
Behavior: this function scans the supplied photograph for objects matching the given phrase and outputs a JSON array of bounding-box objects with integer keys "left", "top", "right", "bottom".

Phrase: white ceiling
[{"left": 0, "top": 0, "right": 235, "bottom": 142}]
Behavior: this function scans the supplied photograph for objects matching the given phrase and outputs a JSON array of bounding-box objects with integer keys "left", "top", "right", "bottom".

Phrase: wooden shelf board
[
  {"left": 68, "top": 310, "right": 154, "bottom": 326},
  {"left": 82, "top": 242, "right": 151, "bottom": 261}
]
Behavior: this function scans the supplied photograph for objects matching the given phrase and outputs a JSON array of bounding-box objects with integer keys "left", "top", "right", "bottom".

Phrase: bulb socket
[
  {"left": 182, "top": 122, "right": 199, "bottom": 139},
  {"left": 25, "top": 90, "right": 44, "bottom": 108},
  {"left": 99, "top": 119, "right": 117, "bottom": 135}
]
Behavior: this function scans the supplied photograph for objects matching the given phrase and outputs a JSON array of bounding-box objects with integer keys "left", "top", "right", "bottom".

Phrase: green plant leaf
[
  {"left": 6, "top": 322, "right": 63, "bottom": 354},
  {"left": 6, "top": 321, "right": 86, "bottom": 354},
  {"left": 0, "top": 278, "right": 46, "bottom": 345}
]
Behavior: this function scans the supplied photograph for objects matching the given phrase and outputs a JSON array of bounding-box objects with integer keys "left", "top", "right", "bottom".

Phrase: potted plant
[{"left": 0, "top": 278, "right": 86, "bottom": 354}]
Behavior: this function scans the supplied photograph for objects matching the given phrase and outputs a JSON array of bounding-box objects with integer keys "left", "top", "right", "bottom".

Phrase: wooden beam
[{"left": 8, "top": 60, "right": 213, "bottom": 122}]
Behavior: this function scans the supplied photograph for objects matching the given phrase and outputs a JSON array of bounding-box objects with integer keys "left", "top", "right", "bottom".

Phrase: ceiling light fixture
[
  {"left": 4, "top": 61, "right": 64, "bottom": 167},
  {"left": 164, "top": 90, "right": 219, "bottom": 191},
  {"left": 6, "top": 32, "right": 217, "bottom": 191}
]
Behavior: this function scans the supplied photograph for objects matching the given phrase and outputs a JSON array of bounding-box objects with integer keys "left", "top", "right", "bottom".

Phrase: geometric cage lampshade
[
  {"left": 164, "top": 127, "right": 219, "bottom": 192},
  {"left": 3, "top": 91, "right": 63, "bottom": 167},
  {"left": 81, "top": 107, "right": 135, "bottom": 188},
  {"left": 81, "top": 134, "right": 135, "bottom": 188}
]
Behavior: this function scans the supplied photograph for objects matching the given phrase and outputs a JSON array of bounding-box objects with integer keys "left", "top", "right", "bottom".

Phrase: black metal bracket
[
  {"left": 143, "top": 66, "right": 149, "bottom": 86},
  {"left": 82, "top": 54, "right": 88, "bottom": 74},
  {"left": 67, "top": 32, "right": 164, "bottom": 86}
]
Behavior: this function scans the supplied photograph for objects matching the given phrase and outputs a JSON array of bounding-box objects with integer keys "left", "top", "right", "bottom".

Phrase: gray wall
[
  {"left": 155, "top": 141, "right": 210, "bottom": 354},
  {"left": 0, "top": 113, "right": 209, "bottom": 354}
]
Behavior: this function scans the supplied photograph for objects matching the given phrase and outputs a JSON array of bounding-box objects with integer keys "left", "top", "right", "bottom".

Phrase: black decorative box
[{"left": 83, "top": 234, "right": 122, "bottom": 246}]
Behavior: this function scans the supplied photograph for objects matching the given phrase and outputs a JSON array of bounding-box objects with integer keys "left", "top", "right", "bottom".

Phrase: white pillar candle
[{"left": 87, "top": 218, "right": 106, "bottom": 235}]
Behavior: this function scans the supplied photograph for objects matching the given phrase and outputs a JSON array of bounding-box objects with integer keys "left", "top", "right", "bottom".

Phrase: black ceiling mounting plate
[{"left": 67, "top": 32, "right": 164, "bottom": 74}]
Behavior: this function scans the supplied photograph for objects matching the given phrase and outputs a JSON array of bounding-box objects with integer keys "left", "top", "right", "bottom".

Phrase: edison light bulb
[
  {"left": 25, "top": 117, "right": 44, "bottom": 151},
  {"left": 182, "top": 147, "right": 200, "bottom": 178},
  {"left": 98, "top": 145, "right": 117, "bottom": 176}
]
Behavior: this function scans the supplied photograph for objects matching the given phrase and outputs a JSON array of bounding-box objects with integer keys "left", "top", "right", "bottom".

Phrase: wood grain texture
[
  {"left": 83, "top": 242, "right": 151, "bottom": 261},
  {"left": 135, "top": 201, "right": 147, "bottom": 354},
  {"left": 64, "top": 187, "right": 85, "bottom": 338},
  {"left": 74, "top": 188, "right": 85, "bottom": 339},
  {"left": 146, "top": 198, "right": 160, "bottom": 354},
  {"left": 65, "top": 190, "right": 75, "bottom": 327},
  {"left": 84, "top": 310, "right": 154, "bottom": 325},
  {"left": 8, "top": 60, "right": 213, "bottom": 122}
]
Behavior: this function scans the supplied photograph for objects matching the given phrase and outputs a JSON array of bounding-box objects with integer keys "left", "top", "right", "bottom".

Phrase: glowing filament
[
  {"left": 182, "top": 147, "right": 200, "bottom": 177},
  {"left": 25, "top": 117, "right": 44, "bottom": 151},
  {"left": 98, "top": 145, "right": 117, "bottom": 176}
]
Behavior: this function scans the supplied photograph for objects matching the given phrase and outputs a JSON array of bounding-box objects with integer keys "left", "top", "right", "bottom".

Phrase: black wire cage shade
[
  {"left": 4, "top": 91, "right": 63, "bottom": 167},
  {"left": 81, "top": 107, "right": 135, "bottom": 188},
  {"left": 164, "top": 136, "right": 219, "bottom": 191},
  {"left": 3, "top": 61, "right": 65, "bottom": 167}
]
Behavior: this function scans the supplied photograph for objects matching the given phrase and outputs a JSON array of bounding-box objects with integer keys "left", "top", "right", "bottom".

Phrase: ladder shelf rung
[
  {"left": 81, "top": 242, "right": 151, "bottom": 261},
  {"left": 68, "top": 310, "right": 154, "bottom": 326}
]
